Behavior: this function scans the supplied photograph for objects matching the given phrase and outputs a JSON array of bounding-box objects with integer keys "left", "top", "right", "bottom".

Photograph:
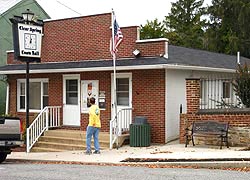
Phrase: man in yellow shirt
[{"left": 85, "top": 97, "right": 101, "bottom": 155}]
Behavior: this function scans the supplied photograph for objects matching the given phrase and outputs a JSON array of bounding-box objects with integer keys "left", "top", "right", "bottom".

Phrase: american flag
[{"left": 111, "top": 17, "right": 123, "bottom": 53}]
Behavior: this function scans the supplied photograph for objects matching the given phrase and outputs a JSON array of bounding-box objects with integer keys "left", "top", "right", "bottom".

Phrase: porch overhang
[
  {"left": 0, "top": 57, "right": 236, "bottom": 75},
  {"left": 0, "top": 57, "right": 168, "bottom": 75}
]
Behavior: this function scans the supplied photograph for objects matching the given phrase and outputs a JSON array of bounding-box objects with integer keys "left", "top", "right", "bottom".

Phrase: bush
[{"left": 233, "top": 63, "right": 250, "bottom": 108}]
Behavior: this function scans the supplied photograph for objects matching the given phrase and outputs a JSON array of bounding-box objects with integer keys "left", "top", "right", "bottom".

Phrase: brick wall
[
  {"left": 180, "top": 78, "right": 250, "bottom": 147},
  {"left": 132, "top": 69, "right": 166, "bottom": 143},
  {"left": 7, "top": 13, "right": 167, "bottom": 64},
  {"left": 135, "top": 40, "right": 166, "bottom": 57},
  {"left": 8, "top": 69, "right": 166, "bottom": 143},
  {"left": 5, "top": 13, "right": 168, "bottom": 144}
]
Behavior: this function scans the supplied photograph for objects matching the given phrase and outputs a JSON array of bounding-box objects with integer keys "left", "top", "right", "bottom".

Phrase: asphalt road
[{"left": 0, "top": 163, "right": 250, "bottom": 180}]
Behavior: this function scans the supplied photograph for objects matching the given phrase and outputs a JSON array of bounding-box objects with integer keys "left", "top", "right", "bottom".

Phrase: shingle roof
[
  {"left": 168, "top": 45, "right": 250, "bottom": 69},
  {"left": 1, "top": 45, "right": 250, "bottom": 74}
]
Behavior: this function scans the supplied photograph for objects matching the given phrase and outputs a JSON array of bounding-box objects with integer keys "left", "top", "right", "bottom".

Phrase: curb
[
  {"left": 121, "top": 158, "right": 250, "bottom": 162},
  {"left": 6, "top": 158, "right": 250, "bottom": 169}
]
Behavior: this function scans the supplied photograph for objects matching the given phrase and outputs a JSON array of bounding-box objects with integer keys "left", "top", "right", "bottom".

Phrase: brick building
[{"left": 1, "top": 12, "right": 250, "bottom": 146}]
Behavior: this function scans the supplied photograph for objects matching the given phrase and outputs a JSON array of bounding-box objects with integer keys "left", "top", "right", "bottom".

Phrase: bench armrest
[{"left": 184, "top": 127, "right": 192, "bottom": 137}]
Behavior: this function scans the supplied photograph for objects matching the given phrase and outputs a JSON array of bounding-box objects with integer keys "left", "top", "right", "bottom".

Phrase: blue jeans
[{"left": 86, "top": 126, "right": 100, "bottom": 152}]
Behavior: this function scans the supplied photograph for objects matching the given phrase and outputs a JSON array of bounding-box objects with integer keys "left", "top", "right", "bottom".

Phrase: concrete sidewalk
[{"left": 7, "top": 142, "right": 250, "bottom": 168}]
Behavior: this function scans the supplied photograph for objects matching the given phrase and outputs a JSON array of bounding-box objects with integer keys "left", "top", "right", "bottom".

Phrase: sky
[{"left": 37, "top": 0, "right": 212, "bottom": 27}]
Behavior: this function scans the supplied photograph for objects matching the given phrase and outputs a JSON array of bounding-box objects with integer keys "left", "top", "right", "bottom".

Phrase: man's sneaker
[
  {"left": 85, "top": 151, "right": 92, "bottom": 155},
  {"left": 93, "top": 150, "right": 100, "bottom": 154}
]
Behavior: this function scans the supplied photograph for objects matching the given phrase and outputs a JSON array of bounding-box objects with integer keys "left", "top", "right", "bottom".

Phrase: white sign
[
  {"left": 81, "top": 80, "right": 99, "bottom": 113},
  {"left": 18, "top": 23, "right": 43, "bottom": 58}
]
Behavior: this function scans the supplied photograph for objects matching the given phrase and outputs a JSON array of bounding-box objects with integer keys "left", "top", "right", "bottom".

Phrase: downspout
[{"left": 5, "top": 82, "right": 9, "bottom": 115}]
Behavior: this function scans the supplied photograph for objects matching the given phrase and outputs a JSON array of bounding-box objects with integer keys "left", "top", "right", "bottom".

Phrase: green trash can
[{"left": 130, "top": 123, "right": 151, "bottom": 147}]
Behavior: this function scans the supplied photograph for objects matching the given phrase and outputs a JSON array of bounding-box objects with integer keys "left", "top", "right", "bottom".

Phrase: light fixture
[
  {"left": 22, "top": 9, "right": 34, "bottom": 23},
  {"left": 133, "top": 49, "right": 140, "bottom": 57}
]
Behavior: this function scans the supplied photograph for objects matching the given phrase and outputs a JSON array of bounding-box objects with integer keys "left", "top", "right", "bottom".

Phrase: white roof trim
[
  {"left": 164, "top": 64, "right": 236, "bottom": 73},
  {"left": 136, "top": 38, "right": 169, "bottom": 43},
  {"left": 6, "top": 50, "right": 14, "bottom": 53},
  {"left": 0, "top": 64, "right": 165, "bottom": 74},
  {"left": 0, "top": 64, "right": 236, "bottom": 75}
]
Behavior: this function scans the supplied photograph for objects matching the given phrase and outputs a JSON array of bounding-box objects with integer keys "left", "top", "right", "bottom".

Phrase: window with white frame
[
  {"left": 17, "top": 79, "right": 48, "bottom": 112},
  {"left": 116, "top": 78, "right": 129, "bottom": 106},
  {"left": 222, "top": 81, "right": 231, "bottom": 99}
]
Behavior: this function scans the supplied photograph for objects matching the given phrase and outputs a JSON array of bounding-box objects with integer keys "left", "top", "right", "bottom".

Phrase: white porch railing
[
  {"left": 26, "top": 106, "right": 61, "bottom": 153},
  {"left": 109, "top": 108, "right": 133, "bottom": 149}
]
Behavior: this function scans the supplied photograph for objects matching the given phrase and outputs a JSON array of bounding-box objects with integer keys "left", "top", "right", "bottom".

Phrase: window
[
  {"left": 116, "top": 78, "right": 129, "bottom": 106},
  {"left": 66, "top": 79, "right": 78, "bottom": 105},
  {"left": 43, "top": 82, "right": 48, "bottom": 108},
  {"left": 17, "top": 79, "right": 48, "bottom": 112},
  {"left": 222, "top": 81, "right": 231, "bottom": 99}
]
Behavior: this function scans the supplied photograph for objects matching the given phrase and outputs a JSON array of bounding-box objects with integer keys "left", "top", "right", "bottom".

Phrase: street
[{"left": 0, "top": 163, "right": 250, "bottom": 180}]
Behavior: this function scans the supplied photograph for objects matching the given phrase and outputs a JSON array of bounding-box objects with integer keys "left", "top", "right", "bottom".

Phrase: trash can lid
[{"left": 134, "top": 116, "right": 148, "bottom": 124}]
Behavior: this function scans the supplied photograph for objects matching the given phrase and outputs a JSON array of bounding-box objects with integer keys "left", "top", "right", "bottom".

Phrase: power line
[
  {"left": 56, "top": 0, "right": 81, "bottom": 16},
  {"left": 0, "top": 1, "right": 38, "bottom": 26}
]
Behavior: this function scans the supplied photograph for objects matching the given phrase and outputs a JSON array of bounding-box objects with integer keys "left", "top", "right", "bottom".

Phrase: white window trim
[
  {"left": 17, "top": 78, "right": 48, "bottom": 112},
  {"left": 222, "top": 81, "right": 232, "bottom": 100},
  {"left": 111, "top": 73, "right": 132, "bottom": 108}
]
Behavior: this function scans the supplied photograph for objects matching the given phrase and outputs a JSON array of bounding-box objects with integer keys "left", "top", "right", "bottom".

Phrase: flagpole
[{"left": 111, "top": 9, "right": 118, "bottom": 149}]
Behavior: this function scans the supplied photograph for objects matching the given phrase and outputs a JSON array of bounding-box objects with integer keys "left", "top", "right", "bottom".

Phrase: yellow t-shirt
[{"left": 88, "top": 104, "right": 101, "bottom": 128}]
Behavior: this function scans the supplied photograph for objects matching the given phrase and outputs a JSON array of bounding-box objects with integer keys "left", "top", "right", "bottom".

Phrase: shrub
[{"left": 233, "top": 63, "right": 250, "bottom": 108}]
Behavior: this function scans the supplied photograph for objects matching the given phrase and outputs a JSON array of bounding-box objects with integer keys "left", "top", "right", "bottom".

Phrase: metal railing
[
  {"left": 109, "top": 108, "right": 133, "bottom": 149},
  {"left": 199, "top": 78, "right": 241, "bottom": 110},
  {"left": 26, "top": 106, "right": 61, "bottom": 153}
]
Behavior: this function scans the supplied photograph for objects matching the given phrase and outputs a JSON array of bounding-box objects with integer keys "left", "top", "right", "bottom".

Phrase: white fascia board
[
  {"left": 0, "top": 64, "right": 236, "bottom": 75},
  {"left": 164, "top": 64, "right": 236, "bottom": 73},
  {"left": 136, "top": 38, "right": 169, "bottom": 43},
  {"left": 0, "top": 64, "right": 165, "bottom": 75}
]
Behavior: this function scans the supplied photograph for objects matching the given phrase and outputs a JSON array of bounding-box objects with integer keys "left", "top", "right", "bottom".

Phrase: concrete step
[
  {"left": 34, "top": 140, "right": 109, "bottom": 151},
  {"left": 31, "top": 129, "right": 110, "bottom": 152},
  {"left": 39, "top": 136, "right": 85, "bottom": 145},
  {"left": 34, "top": 141, "right": 85, "bottom": 151},
  {"left": 31, "top": 147, "right": 66, "bottom": 152},
  {"left": 44, "top": 129, "right": 110, "bottom": 141}
]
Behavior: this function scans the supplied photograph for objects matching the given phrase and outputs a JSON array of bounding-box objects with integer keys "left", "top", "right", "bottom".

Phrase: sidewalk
[{"left": 7, "top": 141, "right": 250, "bottom": 168}]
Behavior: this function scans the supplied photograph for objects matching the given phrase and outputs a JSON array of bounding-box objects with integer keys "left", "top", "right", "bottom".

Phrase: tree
[
  {"left": 164, "top": 0, "right": 206, "bottom": 49},
  {"left": 233, "top": 63, "right": 250, "bottom": 108},
  {"left": 140, "top": 19, "right": 166, "bottom": 39},
  {"left": 206, "top": 0, "right": 250, "bottom": 58}
]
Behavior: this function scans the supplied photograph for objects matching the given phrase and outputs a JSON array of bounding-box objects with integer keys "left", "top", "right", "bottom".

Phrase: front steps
[{"left": 31, "top": 129, "right": 110, "bottom": 152}]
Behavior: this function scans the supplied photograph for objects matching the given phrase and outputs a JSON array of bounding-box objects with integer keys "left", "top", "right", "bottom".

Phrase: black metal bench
[{"left": 185, "top": 121, "right": 229, "bottom": 149}]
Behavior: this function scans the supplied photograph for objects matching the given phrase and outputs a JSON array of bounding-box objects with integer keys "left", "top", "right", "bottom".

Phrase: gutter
[
  {"left": 0, "top": 64, "right": 236, "bottom": 75},
  {"left": 0, "top": 64, "right": 165, "bottom": 74},
  {"left": 164, "top": 64, "right": 236, "bottom": 73}
]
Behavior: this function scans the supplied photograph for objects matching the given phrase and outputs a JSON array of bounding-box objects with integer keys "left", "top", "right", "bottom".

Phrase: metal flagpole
[{"left": 111, "top": 9, "right": 118, "bottom": 149}]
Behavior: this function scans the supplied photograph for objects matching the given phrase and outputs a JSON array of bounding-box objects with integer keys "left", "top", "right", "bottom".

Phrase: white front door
[
  {"left": 111, "top": 73, "right": 132, "bottom": 129},
  {"left": 63, "top": 74, "right": 80, "bottom": 126}
]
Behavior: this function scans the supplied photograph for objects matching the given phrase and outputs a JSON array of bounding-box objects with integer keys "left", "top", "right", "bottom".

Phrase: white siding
[
  {"left": 165, "top": 69, "right": 190, "bottom": 142},
  {"left": 165, "top": 70, "right": 234, "bottom": 143}
]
